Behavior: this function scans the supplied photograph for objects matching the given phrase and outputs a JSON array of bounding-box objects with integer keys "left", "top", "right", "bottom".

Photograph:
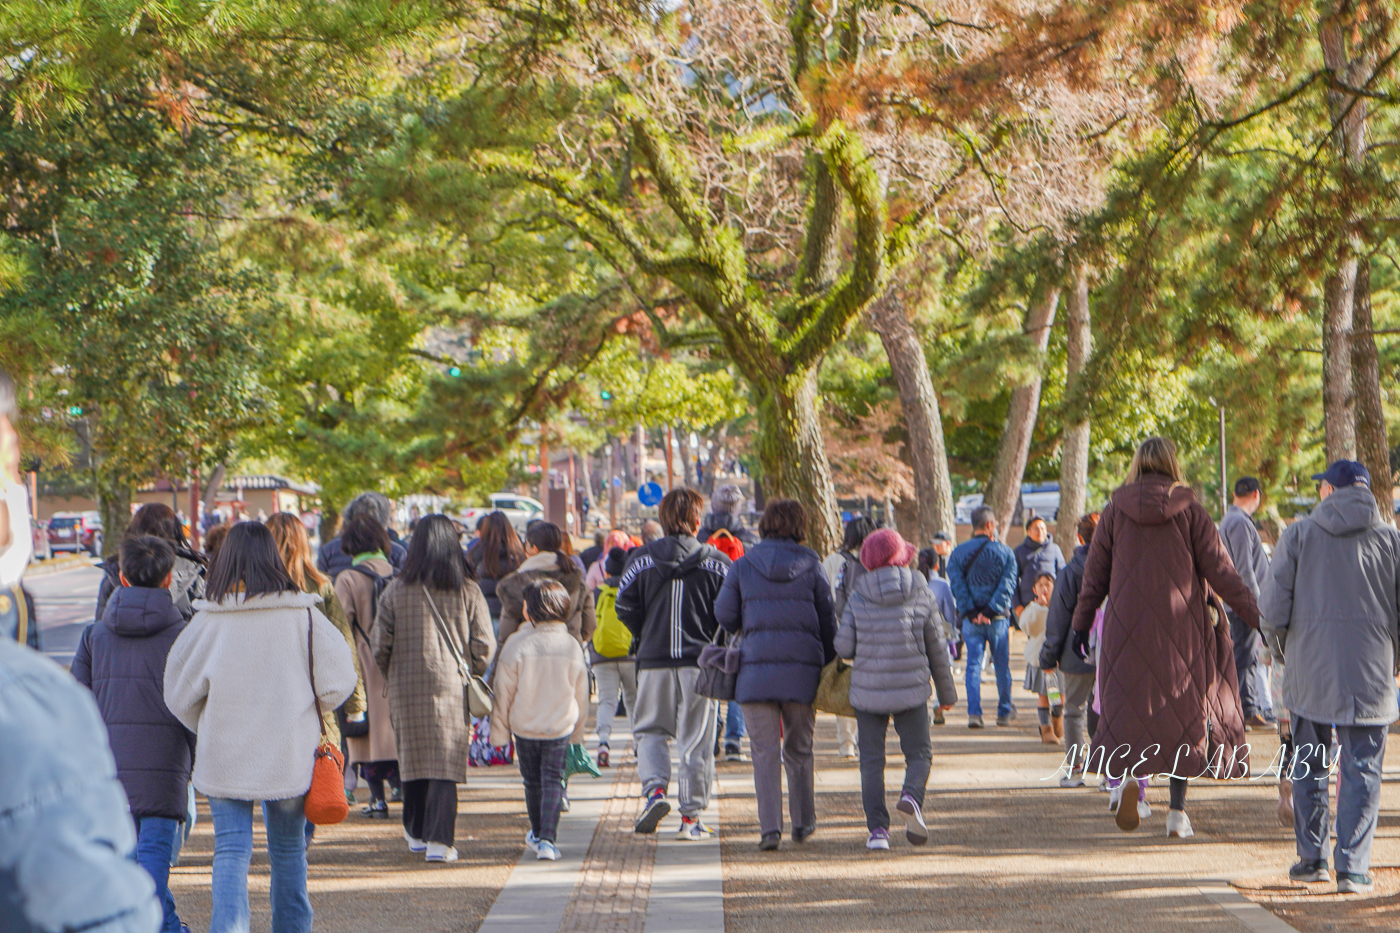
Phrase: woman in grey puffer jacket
[{"left": 834, "top": 529, "right": 957, "bottom": 851}]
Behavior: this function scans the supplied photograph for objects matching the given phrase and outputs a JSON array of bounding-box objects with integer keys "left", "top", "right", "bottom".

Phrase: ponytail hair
[{"left": 525, "top": 521, "right": 574, "bottom": 574}]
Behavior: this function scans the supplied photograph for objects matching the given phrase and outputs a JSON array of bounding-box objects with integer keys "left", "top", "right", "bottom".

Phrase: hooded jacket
[
  {"left": 1014, "top": 536, "right": 1066, "bottom": 609},
  {"left": 714, "top": 538, "right": 837, "bottom": 704},
  {"left": 71, "top": 586, "right": 195, "bottom": 821},
  {"left": 1219, "top": 504, "right": 1270, "bottom": 601},
  {"left": 1072, "top": 474, "right": 1259, "bottom": 778},
  {"left": 1260, "top": 483, "right": 1400, "bottom": 727},
  {"left": 495, "top": 551, "right": 596, "bottom": 647},
  {"left": 615, "top": 535, "right": 731, "bottom": 670},
  {"left": 317, "top": 536, "right": 407, "bottom": 580},
  {"left": 833, "top": 565, "right": 958, "bottom": 715},
  {"left": 698, "top": 512, "right": 759, "bottom": 548},
  {"left": 1038, "top": 545, "right": 1094, "bottom": 675}
]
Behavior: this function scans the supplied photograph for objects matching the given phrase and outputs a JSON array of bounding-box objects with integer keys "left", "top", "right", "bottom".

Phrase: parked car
[
  {"left": 953, "top": 483, "right": 1061, "bottom": 525},
  {"left": 459, "top": 493, "right": 546, "bottom": 537},
  {"left": 47, "top": 511, "right": 103, "bottom": 557}
]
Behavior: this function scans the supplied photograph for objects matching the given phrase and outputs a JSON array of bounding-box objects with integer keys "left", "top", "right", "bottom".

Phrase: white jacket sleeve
[
  {"left": 163, "top": 618, "right": 211, "bottom": 734},
  {"left": 310, "top": 608, "right": 357, "bottom": 710}
]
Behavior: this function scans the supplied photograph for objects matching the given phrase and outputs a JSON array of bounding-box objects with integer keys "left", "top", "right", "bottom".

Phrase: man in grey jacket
[
  {"left": 1219, "top": 476, "right": 1271, "bottom": 728},
  {"left": 1260, "top": 460, "right": 1400, "bottom": 895}
]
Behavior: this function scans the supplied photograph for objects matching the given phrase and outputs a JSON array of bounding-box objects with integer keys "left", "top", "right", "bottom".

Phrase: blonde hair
[
  {"left": 1125, "top": 436, "right": 1185, "bottom": 485},
  {"left": 266, "top": 512, "right": 328, "bottom": 592}
]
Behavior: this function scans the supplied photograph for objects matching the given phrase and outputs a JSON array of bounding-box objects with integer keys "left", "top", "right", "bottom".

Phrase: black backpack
[{"left": 346, "top": 563, "right": 393, "bottom": 648}]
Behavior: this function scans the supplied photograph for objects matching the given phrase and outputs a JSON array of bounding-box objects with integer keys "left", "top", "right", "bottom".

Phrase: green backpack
[{"left": 592, "top": 583, "right": 632, "bottom": 658}]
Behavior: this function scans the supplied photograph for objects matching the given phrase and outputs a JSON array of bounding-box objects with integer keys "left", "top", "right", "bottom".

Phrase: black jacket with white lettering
[{"left": 615, "top": 535, "right": 731, "bottom": 670}]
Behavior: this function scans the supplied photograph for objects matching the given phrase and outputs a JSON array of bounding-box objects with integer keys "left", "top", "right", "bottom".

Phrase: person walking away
[
  {"left": 317, "top": 492, "right": 407, "bottom": 578},
  {"left": 916, "top": 548, "right": 959, "bottom": 725},
  {"left": 373, "top": 514, "right": 496, "bottom": 863},
  {"left": 96, "top": 503, "right": 207, "bottom": 623},
  {"left": 1013, "top": 516, "right": 1065, "bottom": 623},
  {"left": 1019, "top": 573, "right": 1062, "bottom": 744},
  {"left": 491, "top": 579, "right": 590, "bottom": 861},
  {"left": 0, "top": 371, "right": 34, "bottom": 646},
  {"left": 703, "top": 526, "right": 749, "bottom": 761},
  {"left": 697, "top": 484, "right": 759, "bottom": 548},
  {"left": 930, "top": 531, "right": 954, "bottom": 581},
  {"left": 163, "top": 522, "right": 357, "bottom": 933},
  {"left": 823, "top": 515, "right": 875, "bottom": 756},
  {"left": 334, "top": 515, "right": 401, "bottom": 816},
  {"left": 714, "top": 500, "right": 836, "bottom": 851},
  {"left": 834, "top": 529, "right": 957, "bottom": 850},
  {"left": 496, "top": 521, "right": 596, "bottom": 647},
  {"left": 1260, "top": 460, "right": 1400, "bottom": 895},
  {"left": 947, "top": 507, "right": 1019, "bottom": 728},
  {"left": 1070, "top": 437, "right": 1259, "bottom": 838},
  {"left": 1038, "top": 513, "right": 1101, "bottom": 787},
  {"left": 591, "top": 547, "right": 638, "bottom": 768},
  {"left": 584, "top": 529, "right": 635, "bottom": 590},
  {"left": 72, "top": 535, "right": 195, "bottom": 933},
  {"left": 616, "top": 488, "right": 732, "bottom": 838},
  {"left": 640, "top": 519, "right": 664, "bottom": 545},
  {"left": 3, "top": 634, "right": 163, "bottom": 933},
  {"left": 579, "top": 530, "right": 607, "bottom": 573},
  {"left": 468, "top": 511, "right": 527, "bottom": 634},
  {"left": 1219, "top": 476, "right": 1271, "bottom": 731}
]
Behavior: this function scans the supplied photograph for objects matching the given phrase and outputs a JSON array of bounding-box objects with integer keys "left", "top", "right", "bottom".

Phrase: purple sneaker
[
  {"left": 895, "top": 793, "right": 929, "bottom": 845},
  {"left": 866, "top": 827, "right": 891, "bottom": 850}
]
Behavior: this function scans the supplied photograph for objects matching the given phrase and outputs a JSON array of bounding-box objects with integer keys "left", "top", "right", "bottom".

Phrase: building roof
[{"left": 141, "top": 474, "right": 320, "bottom": 496}]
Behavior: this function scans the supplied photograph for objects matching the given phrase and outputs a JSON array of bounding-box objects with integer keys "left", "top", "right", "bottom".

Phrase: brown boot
[
  {"left": 1039, "top": 724, "right": 1058, "bottom": 744},
  {"left": 1051, "top": 715, "right": 1064, "bottom": 740},
  {"left": 1278, "top": 779, "right": 1294, "bottom": 828}
]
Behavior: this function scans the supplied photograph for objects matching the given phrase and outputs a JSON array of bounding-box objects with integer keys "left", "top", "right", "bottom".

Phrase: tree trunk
[
  {"left": 1323, "top": 269, "right": 1359, "bottom": 461},
  {"left": 1056, "top": 269, "right": 1092, "bottom": 553},
  {"left": 755, "top": 367, "right": 841, "bottom": 556},
  {"left": 703, "top": 424, "right": 728, "bottom": 495},
  {"left": 633, "top": 423, "right": 647, "bottom": 486},
  {"left": 985, "top": 285, "right": 1061, "bottom": 533},
  {"left": 92, "top": 464, "right": 131, "bottom": 559},
  {"left": 866, "top": 287, "right": 955, "bottom": 546},
  {"left": 579, "top": 448, "right": 595, "bottom": 510},
  {"left": 1351, "top": 259, "right": 1391, "bottom": 518},
  {"left": 679, "top": 427, "right": 697, "bottom": 488}
]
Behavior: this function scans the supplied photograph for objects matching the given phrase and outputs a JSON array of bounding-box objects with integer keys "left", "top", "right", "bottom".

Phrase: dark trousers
[
  {"left": 855, "top": 705, "right": 933, "bottom": 831},
  {"left": 1290, "top": 715, "right": 1388, "bottom": 874},
  {"left": 516, "top": 735, "right": 569, "bottom": 843},
  {"left": 741, "top": 702, "right": 816, "bottom": 836},
  {"left": 362, "top": 761, "right": 400, "bottom": 803},
  {"left": 1228, "top": 613, "right": 1260, "bottom": 716},
  {"left": 401, "top": 779, "right": 458, "bottom": 847}
]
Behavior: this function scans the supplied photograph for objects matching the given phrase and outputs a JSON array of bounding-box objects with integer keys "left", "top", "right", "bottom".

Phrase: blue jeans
[
  {"left": 133, "top": 817, "right": 182, "bottom": 933},
  {"left": 961, "top": 618, "right": 1012, "bottom": 718},
  {"left": 1291, "top": 716, "right": 1388, "bottom": 874},
  {"left": 723, "top": 701, "right": 746, "bottom": 746},
  {"left": 208, "top": 796, "right": 312, "bottom": 933}
]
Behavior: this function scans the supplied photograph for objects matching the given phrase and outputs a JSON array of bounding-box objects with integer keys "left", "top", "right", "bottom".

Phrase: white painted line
[
  {"left": 475, "top": 775, "right": 612, "bottom": 933},
  {"left": 643, "top": 797, "right": 723, "bottom": 933},
  {"left": 1197, "top": 882, "right": 1303, "bottom": 933}
]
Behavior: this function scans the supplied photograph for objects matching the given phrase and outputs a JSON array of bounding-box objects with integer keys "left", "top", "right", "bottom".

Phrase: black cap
[
  {"left": 1233, "top": 476, "right": 1261, "bottom": 497},
  {"left": 931, "top": 530, "right": 952, "bottom": 543},
  {"left": 1312, "top": 460, "right": 1370, "bottom": 489}
]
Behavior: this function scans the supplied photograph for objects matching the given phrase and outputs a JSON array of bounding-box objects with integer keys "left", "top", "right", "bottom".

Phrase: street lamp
[{"left": 1209, "top": 397, "right": 1226, "bottom": 516}]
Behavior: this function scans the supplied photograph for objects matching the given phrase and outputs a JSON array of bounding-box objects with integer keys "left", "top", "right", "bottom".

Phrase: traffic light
[
  {"left": 67, "top": 406, "right": 83, "bottom": 416},
  {"left": 600, "top": 389, "right": 612, "bottom": 401},
  {"left": 449, "top": 366, "right": 462, "bottom": 377}
]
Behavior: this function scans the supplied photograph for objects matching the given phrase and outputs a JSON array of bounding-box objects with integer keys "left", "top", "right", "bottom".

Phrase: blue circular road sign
[{"left": 638, "top": 482, "right": 664, "bottom": 507}]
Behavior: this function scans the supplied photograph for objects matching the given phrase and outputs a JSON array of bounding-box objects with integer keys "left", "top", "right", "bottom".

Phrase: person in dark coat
[
  {"left": 697, "top": 484, "right": 759, "bottom": 548},
  {"left": 1013, "top": 516, "right": 1065, "bottom": 616},
  {"left": 714, "top": 500, "right": 836, "bottom": 852},
  {"left": 1071, "top": 437, "right": 1260, "bottom": 839},
  {"left": 468, "top": 511, "right": 526, "bottom": 628},
  {"left": 72, "top": 535, "right": 195, "bottom": 933},
  {"left": 1038, "top": 512, "right": 1100, "bottom": 787},
  {"left": 317, "top": 492, "right": 407, "bottom": 579}
]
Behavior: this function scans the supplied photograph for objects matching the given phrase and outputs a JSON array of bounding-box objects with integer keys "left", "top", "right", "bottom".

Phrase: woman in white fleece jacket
[
  {"left": 164, "top": 522, "right": 355, "bottom": 933},
  {"left": 490, "top": 579, "right": 589, "bottom": 862}
]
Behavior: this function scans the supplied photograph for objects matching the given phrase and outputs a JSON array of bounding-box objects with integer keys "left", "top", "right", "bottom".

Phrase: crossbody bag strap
[
  {"left": 422, "top": 586, "right": 469, "bottom": 681},
  {"left": 308, "top": 609, "right": 328, "bottom": 740}
]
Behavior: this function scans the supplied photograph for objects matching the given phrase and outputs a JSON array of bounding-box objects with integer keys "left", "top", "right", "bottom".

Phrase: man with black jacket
[
  {"left": 616, "top": 488, "right": 732, "bottom": 839},
  {"left": 1038, "top": 512, "right": 1100, "bottom": 787}
]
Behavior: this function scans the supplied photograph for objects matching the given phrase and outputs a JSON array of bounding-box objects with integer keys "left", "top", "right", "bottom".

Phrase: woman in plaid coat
[{"left": 374, "top": 515, "right": 496, "bottom": 863}]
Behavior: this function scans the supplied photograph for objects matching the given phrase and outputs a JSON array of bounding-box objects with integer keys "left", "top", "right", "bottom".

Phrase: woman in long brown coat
[
  {"left": 374, "top": 514, "right": 496, "bottom": 863},
  {"left": 1071, "top": 437, "right": 1260, "bottom": 839}
]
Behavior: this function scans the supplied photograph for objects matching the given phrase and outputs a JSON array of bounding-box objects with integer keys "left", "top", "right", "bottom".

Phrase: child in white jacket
[{"left": 491, "top": 579, "right": 590, "bottom": 861}]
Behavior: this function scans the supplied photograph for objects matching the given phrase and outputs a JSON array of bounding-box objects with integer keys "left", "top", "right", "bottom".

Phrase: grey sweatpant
[
  {"left": 633, "top": 667, "right": 718, "bottom": 817},
  {"left": 593, "top": 659, "right": 638, "bottom": 748},
  {"left": 742, "top": 702, "right": 816, "bottom": 836},
  {"left": 1061, "top": 671, "right": 1095, "bottom": 774}
]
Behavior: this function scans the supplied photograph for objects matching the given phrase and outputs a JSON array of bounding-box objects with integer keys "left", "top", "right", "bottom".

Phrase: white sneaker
[
  {"left": 404, "top": 830, "right": 427, "bottom": 854},
  {"left": 1059, "top": 774, "right": 1085, "bottom": 789},
  {"left": 525, "top": 830, "right": 540, "bottom": 855},
  {"left": 425, "top": 843, "right": 459, "bottom": 862},
  {"left": 677, "top": 817, "right": 714, "bottom": 841},
  {"left": 536, "top": 840, "right": 561, "bottom": 861},
  {"left": 1137, "top": 799, "right": 1151, "bottom": 821},
  {"left": 1166, "top": 809, "right": 1193, "bottom": 839},
  {"left": 1108, "top": 781, "right": 1124, "bottom": 813}
]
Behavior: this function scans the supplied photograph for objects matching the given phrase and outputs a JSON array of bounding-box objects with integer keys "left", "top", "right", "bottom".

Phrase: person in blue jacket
[{"left": 947, "top": 505, "right": 1019, "bottom": 728}]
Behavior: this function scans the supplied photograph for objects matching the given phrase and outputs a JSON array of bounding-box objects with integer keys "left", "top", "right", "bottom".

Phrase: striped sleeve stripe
[
  {"left": 699, "top": 558, "right": 729, "bottom": 578},
  {"left": 618, "top": 554, "right": 654, "bottom": 594}
]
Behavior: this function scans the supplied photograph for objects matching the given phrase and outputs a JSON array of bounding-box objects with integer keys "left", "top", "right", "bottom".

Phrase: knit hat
[{"left": 860, "top": 528, "right": 916, "bottom": 571}]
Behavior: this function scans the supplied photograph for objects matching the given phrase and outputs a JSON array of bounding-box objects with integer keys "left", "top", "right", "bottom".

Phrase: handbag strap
[
  {"left": 307, "top": 609, "right": 328, "bottom": 740},
  {"left": 422, "top": 586, "right": 469, "bottom": 682}
]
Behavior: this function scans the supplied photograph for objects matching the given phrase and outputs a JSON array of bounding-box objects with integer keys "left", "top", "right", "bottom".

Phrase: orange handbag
[{"left": 304, "top": 611, "right": 350, "bottom": 825}]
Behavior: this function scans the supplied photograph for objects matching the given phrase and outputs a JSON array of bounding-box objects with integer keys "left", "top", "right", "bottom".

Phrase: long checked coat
[{"left": 373, "top": 578, "right": 496, "bottom": 782}]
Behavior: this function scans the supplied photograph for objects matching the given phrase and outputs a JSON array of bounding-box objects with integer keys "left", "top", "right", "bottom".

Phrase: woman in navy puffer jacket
[{"left": 715, "top": 499, "right": 836, "bottom": 852}]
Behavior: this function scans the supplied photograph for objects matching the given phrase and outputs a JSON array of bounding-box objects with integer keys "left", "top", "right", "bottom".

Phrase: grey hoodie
[
  {"left": 1260, "top": 483, "right": 1400, "bottom": 727},
  {"left": 834, "top": 565, "right": 958, "bottom": 715}
]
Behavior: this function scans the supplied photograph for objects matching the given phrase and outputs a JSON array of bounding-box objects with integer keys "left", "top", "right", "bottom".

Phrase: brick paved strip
[{"left": 559, "top": 764, "right": 653, "bottom": 933}]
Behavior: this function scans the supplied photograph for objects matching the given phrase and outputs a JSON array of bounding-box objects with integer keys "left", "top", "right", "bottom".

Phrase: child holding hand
[{"left": 1020, "top": 573, "right": 1063, "bottom": 744}]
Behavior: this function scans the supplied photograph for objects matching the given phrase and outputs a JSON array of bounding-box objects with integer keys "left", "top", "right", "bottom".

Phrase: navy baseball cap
[
  {"left": 932, "top": 530, "right": 953, "bottom": 543},
  {"left": 1312, "top": 460, "right": 1370, "bottom": 488}
]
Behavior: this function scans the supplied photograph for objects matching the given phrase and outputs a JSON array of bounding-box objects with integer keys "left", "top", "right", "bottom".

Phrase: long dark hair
[
  {"left": 402, "top": 514, "right": 477, "bottom": 591},
  {"left": 129, "top": 502, "right": 205, "bottom": 564},
  {"left": 477, "top": 511, "right": 525, "bottom": 579},
  {"left": 841, "top": 515, "right": 874, "bottom": 554},
  {"left": 205, "top": 522, "right": 299, "bottom": 602},
  {"left": 525, "top": 521, "right": 575, "bottom": 574}
]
